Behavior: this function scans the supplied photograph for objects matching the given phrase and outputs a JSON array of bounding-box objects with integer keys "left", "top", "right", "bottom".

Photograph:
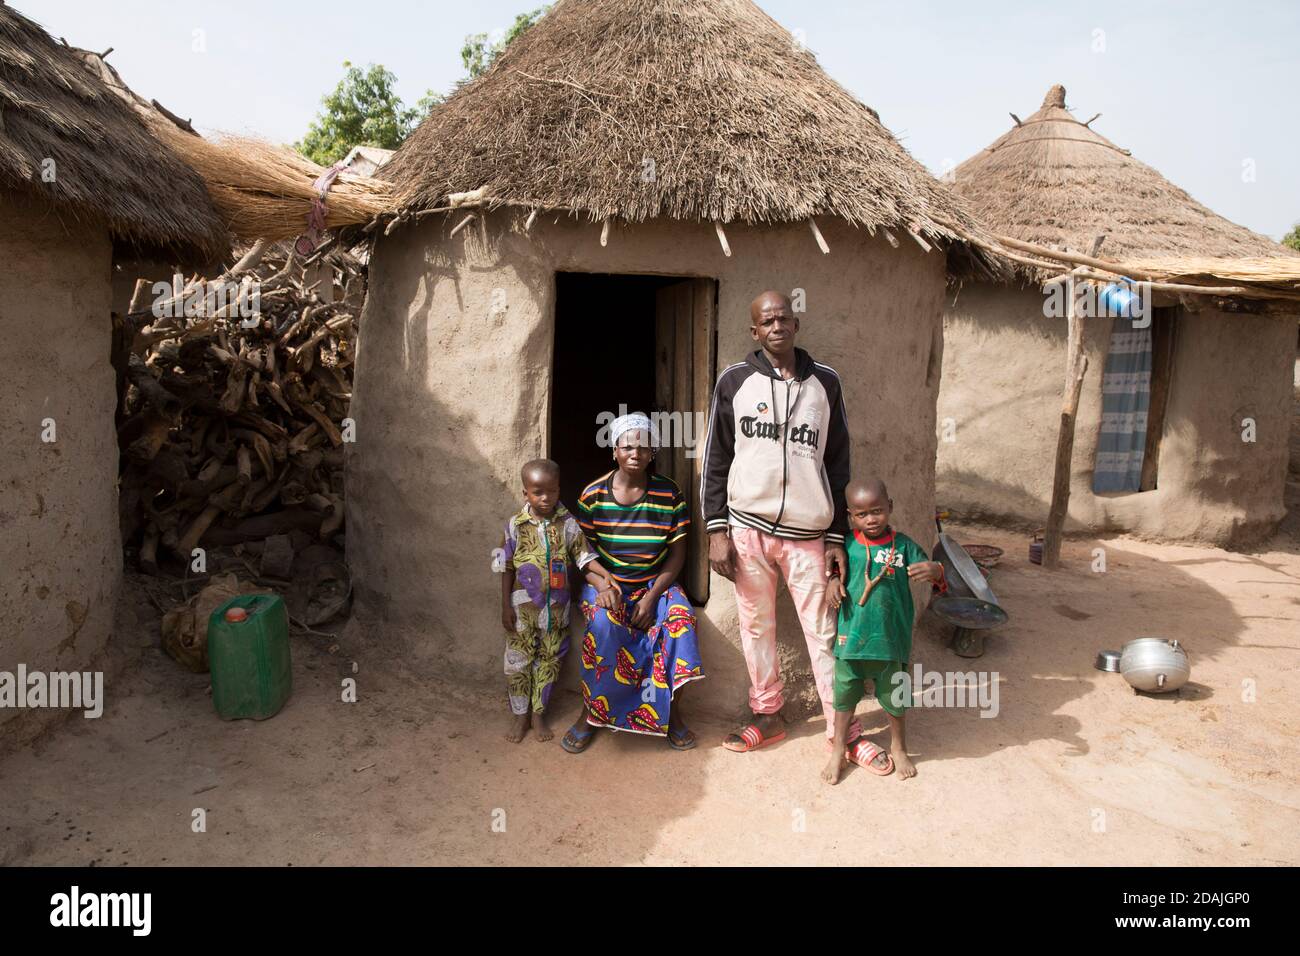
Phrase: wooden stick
[
  {"left": 808, "top": 218, "right": 829, "bottom": 254},
  {"left": 1042, "top": 239, "right": 1104, "bottom": 569},
  {"left": 907, "top": 227, "right": 933, "bottom": 254},
  {"left": 714, "top": 221, "right": 732, "bottom": 257},
  {"left": 995, "top": 235, "right": 1160, "bottom": 281},
  {"left": 880, "top": 227, "right": 900, "bottom": 249},
  {"left": 449, "top": 214, "right": 476, "bottom": 238},
  {"left": 524, "top": 208, "right": 537, "bottom": 233},
  {"left": 600, "top": 219, "right": 611, "bottom": 247}
]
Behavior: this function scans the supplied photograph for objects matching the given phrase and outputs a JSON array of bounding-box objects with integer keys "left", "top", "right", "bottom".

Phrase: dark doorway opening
[{"left": 551, "top": 272, "right": 717, "bottom": 604}]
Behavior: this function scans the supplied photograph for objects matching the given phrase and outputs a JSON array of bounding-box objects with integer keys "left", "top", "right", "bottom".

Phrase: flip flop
[
  {"left": 722, "top": 723, "right": 787, "bottom": 753},
  {"left": 845, "top": 738, "right": 895, "bottom": 776},
  {"left": 561, "top": 724, "right": 596, "bottom": 754},
  {"left": 668, "top": 727, "right": 697, "bottom": 751}
]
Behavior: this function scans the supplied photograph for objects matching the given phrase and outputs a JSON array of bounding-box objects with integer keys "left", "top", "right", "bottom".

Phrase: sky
[{"left": 23, "top": 0, "right": 1300, "bottom": 240}]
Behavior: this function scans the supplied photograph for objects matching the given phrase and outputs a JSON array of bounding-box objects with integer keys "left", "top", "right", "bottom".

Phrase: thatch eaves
[
  {"left": 382, "top": 0, "right": 987, "bottom": 251},
  {"left": 0, "top": 4, "right": 227, "bottom": 261}
]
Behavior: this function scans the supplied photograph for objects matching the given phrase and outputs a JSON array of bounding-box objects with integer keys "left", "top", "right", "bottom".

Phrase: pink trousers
[{"left": 730, "top": 527, "right": 862, "bottom": 742}]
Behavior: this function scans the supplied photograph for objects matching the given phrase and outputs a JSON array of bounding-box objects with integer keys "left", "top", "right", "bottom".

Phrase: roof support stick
[
  {"left": 714, "top": 221, "right": 732, "bottom": 257},
  {"left": 449, "top": 213, "right": 476, "bottom": 238},
  {"left": 600, "top": 218, "right": 610, "bottom": 247},
  {"left": 808, "top": 218, "right": 829, "bottom": 254},
  {"left": 1041, "top": 235, "right": 1105, "bottom": 569}
]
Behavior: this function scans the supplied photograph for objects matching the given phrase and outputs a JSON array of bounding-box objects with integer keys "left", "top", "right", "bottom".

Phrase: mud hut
[
  {"left": 347, "top": 0, "right": 994, "bottom": 713},
  {"left": 939, "top": 84, "right": 1299, "bottom": 547},
  {"left": 0, "top": 5, "right": 225, "bottom": 741}
]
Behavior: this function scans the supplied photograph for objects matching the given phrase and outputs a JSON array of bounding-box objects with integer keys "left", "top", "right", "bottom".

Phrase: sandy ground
[{"left": 3, "top": 513, "right": 1298, "bottom": 867}]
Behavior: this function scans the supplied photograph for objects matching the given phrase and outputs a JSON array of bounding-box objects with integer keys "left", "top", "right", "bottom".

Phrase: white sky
[{"left": 23, "top": 0, "right": 1300, "bottom": 240}]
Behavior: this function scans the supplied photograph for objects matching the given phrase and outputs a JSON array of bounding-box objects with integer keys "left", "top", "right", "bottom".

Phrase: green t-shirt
[{"left": 835, "top": 528, "right": 929, "bottom": 661}]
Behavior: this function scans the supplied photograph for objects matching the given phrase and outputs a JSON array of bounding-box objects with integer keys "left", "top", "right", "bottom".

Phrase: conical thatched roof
[
  {"left": 952, "top": 84, "right": 1294, "bottom": 265},
  {"left": 0, "top": 4, "right": 226, "bottom": 260},
  {"left": 383, "top": 0, "right": 981, "bottom": 245}
]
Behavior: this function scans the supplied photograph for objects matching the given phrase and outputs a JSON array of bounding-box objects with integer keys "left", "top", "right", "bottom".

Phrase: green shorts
[{"left": 832, "top": 658, "right": 909, "bottom": 716}]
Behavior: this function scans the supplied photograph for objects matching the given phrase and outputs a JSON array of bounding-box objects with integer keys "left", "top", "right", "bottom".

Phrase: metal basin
[
  {"left": 1094, "top": 649, "right": 1122, "bottom": 672},
  {"left": 929, "top": 533, "right": 1009, "bottom": 631},
  {"left": 1119, "top": 638, "right": 1190, "bottom": 693}
]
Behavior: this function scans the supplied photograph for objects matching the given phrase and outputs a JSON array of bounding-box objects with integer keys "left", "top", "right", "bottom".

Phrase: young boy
[
  {"left": 822, "top": 478, "right": 945, "bottom": 784},
  {"left": 495, "top": 459, "right": 613, "bottom": 743}
]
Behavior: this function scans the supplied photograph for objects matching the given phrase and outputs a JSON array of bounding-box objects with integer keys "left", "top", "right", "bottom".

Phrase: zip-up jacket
[{"left": 700, "top": 347, "right": 851, "bottom": 546}]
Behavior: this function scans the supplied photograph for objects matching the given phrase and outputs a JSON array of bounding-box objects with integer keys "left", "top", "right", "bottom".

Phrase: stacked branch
[{"left": 116, "top": 241, "right": 362, "bottom": 576}]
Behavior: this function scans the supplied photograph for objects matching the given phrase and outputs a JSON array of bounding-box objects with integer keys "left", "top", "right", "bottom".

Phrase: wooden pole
[{"left": 1041, "top": 236, "right": 1105, "bottom": 568}]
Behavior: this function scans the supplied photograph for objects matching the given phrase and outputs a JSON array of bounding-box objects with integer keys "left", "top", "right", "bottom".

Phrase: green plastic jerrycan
[{"left": 208, "top": 594, "right": 292, "bottom": 720}]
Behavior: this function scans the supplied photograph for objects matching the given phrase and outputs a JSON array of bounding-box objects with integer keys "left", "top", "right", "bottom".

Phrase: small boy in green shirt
[{"left": 822, "top": 478, "right": 944, "bottom": 784}]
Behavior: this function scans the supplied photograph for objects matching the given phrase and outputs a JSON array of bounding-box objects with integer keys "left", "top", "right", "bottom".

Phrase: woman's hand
[
  {"left": 629, "top": 594, "right": 657, "bottom": 631},
  {"left": 594, "top": 586, "right": 621, "bottom": 611},
  {"left": 501, "top": 603, "right": 516, "bottom": 633},
  {"left": 908, "top": 561, "right": 943, "bottom": 584}
]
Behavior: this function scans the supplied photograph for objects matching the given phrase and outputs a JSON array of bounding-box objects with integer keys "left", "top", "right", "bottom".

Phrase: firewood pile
[{"left": 115, "top": 239, "right": 360, "bottom": 605}]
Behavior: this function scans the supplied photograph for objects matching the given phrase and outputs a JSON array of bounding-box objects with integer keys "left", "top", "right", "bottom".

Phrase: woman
[{"left": 561, "top": 413, "right": 705, "bottom": 752}]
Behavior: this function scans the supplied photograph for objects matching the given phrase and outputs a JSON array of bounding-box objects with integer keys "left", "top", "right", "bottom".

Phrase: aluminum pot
[{"left": 1119, "top": 638, "right": 1190, "bottom": 693}]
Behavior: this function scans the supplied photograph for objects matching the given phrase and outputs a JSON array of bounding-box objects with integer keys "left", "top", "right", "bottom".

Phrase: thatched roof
[
  {"left": 383, "top": 0, "right": 983, "bottom": 246},
  {"left": 952, "top": 84, "right": 1296, "bottom": 268},
  {"left": 0, "top": 4, "right": 226, "bottom": 260}
]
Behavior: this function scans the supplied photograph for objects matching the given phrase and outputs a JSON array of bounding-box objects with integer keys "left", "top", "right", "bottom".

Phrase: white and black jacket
[{"left": 700, "top": 348, "right": 851, "bottom": 545}]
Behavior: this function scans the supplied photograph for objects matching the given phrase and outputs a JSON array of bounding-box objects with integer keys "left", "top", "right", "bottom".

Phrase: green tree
[
  {"left": 1283, "top": 223, "right": 1300, "bottom": 252},
  {"left": 296, "top": 61, "right": 423, "bottom": 166},
  {"left": 460, "top": 6, "right": 549, "bottom": 80},
  {"left": 296, "top": 8, "right": 548, "bottom": 163}
]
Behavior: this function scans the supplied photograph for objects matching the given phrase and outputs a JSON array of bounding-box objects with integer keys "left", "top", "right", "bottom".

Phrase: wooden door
[{"left": 654, "top": 278, "right": 716, "bottom": 604}]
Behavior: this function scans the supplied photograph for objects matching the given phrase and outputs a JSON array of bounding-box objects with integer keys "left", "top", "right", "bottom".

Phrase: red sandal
[
  {"left": 845, "top": 738, "right": 895, "bottom": 775},
  {"left": 722, "top": 723, "right": 787, "bottom": 753}
]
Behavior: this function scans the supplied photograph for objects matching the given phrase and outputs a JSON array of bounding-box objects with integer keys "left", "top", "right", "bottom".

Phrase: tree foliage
[
  {"left": 296, "top": 7, "right": 549, "bottom": 164},
  {"left": 296, "top": 62, "right": 423, "bottom": 166},
  {"left": 1283, "top": 224, "right": 1300, "bottom": 252},
  {"left": 460, "top": 7, "right": 549, "bottom": 80}
]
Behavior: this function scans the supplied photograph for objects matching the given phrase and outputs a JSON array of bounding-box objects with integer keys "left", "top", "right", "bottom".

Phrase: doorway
[{"left": 551, "top": 272, "right": 717, "bottom": 604}]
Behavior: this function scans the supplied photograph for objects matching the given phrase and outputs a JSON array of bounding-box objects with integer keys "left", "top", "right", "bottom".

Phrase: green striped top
[{"left": 575, "top": 471, "right": 689, "bottom": 584}]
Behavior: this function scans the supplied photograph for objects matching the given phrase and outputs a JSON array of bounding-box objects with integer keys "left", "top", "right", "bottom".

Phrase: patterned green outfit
[
  {"left": 499, "top": 503, "right": 597, "bottom": 715},
  {"left": 833, "top": 528, "right": 933, "bottom": 716}
]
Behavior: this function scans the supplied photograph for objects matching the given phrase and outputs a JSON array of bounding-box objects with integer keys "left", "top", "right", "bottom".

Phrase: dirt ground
[{"left": 3, "top": 510, "right": 1298, "bottom": 867}]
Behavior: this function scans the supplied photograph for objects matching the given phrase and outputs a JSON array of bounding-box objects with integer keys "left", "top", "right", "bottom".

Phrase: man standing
[{"left": 701, "top": 291, "right": 862, "bottom": 752}]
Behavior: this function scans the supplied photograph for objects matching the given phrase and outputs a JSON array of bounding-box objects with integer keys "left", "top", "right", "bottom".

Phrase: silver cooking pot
[{"left": 1119, "top": 638, "right": 1190, "bottom": 693}]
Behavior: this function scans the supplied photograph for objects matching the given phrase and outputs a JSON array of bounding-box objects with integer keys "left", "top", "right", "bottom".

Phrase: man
[{"left": 701, "top": 290, "right": 861, "bottom": 752}]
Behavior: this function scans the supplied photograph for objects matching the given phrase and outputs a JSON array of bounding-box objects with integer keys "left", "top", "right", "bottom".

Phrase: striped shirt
[{"left": 576, "top": 471, "right": 689, "bottom": 584}]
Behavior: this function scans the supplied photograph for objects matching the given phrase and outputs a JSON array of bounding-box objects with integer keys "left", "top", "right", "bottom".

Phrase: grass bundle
[{"left": 156, "top": 129, "right": 394, "bottom": 243}]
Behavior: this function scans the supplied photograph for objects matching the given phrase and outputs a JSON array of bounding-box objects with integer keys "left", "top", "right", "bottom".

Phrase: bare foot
[
  {"left": 532, "top": 710, "right": 553, "bottom": 742},
  {"left": 505, "top": 712, "right": 530, "bottom": 743},
  {"left": 893, "top": 750, "right": 917, "bottom": 779},
  {"left": 821, "top": 752, "right": 847, "bottom": 785}
]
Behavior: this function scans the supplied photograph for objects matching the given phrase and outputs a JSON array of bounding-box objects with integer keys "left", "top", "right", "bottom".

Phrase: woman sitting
[{"left": 561, "top": 413, "right": 705, "bottom": 752}]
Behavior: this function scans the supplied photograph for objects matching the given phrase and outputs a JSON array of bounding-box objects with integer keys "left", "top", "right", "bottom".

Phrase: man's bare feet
[
  {"left": 532, "top": 710, "right": 553, "bottom": 742},
  {"left": 893, "top": 750, "right": 917, "bottom": 779},
  {"left": 821, "top": 752, "right": 847, "bottom": 785},
  {"left": 505, "top": 712, "right": 530, "bottom": 743}
]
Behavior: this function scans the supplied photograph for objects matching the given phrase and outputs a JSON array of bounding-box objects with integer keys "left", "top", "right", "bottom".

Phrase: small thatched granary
[
  {"left": 0, "top": 5, "right": 225, "bottom": 740},
  {"left": 347, "top": 0, "right": 995, "bottom": 711},
  {"left": 939, "top": 84, "right": 1299, "bottom": 546}
]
